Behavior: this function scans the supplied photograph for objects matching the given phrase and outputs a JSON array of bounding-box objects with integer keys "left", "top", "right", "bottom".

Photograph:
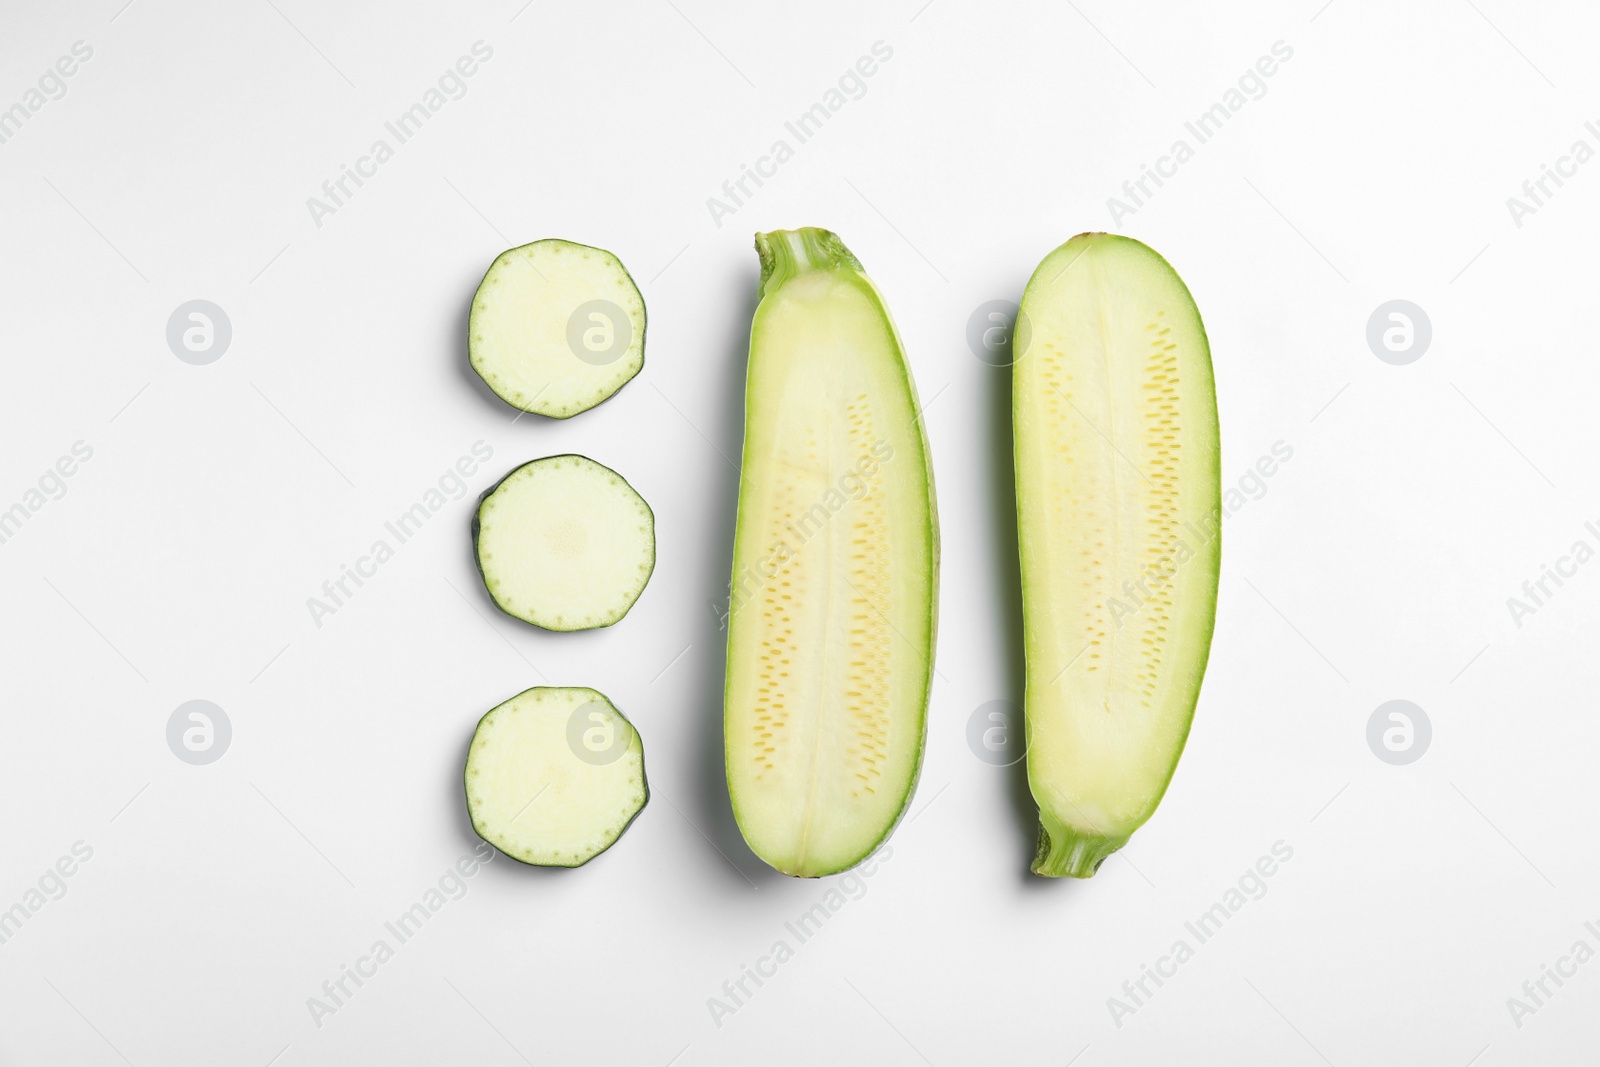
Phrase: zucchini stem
[
  {"left": 755, "top": 227, "right": 861, "bottom": 299},
  {"left": 1032, "top": 810, "right": 1131, "bottom": 878}
]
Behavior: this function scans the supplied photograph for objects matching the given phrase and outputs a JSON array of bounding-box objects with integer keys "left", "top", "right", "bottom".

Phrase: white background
[{"left": 1, "top": 0, "right": 1596, "bottom": 1063}]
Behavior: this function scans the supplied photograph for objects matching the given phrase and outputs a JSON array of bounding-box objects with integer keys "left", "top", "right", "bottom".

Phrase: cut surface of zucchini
[
  {"left": 465, "top": 687, "right": 648, "bottom": 867},
  {"left": 1015, "top": 233, "right": 1219, "bottom": 877},
  {"left": 724, "top": 228, "right": 938, "bottom": 878},
  {"left": 469, "top": 239, "right": 645, "bottom": 418},
  {"left": 474, "top": 455, "right": 654, "bottom": 631}
]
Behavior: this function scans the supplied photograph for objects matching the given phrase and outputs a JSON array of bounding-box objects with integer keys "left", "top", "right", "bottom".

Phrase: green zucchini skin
[
  {"left": 723, "top": 228, "right": 939, "bottom": 878},
  {"left": 1014, "top": 233, "right": 1219, "bottom": 878}
]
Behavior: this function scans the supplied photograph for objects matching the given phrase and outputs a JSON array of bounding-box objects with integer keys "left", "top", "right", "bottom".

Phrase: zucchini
[
  {"left": 724, "top": 228, "right": 938, "bottom": 878},
  {"left": 465, "top": 686, "right": 647, "bottom": 867},
  {"left": 469, "top": 239, "right": 645, "bottom": 418},
  {"left": 474, "top": 454, "right": 654, "bottom": 631},
  {"left": 1015, "top": 233, "right": 1219, "bottom": 878}
]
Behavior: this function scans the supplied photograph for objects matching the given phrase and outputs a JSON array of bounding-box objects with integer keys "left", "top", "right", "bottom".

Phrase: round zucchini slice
[
  {"left": 465, "top": 687, "right": 648, "bottom": 867},
  {"left": 468, "top": 238, "right": 646, "bottom": 418},
  {"left": 474, "top": 455, "right": 655, "bottom": 631}
]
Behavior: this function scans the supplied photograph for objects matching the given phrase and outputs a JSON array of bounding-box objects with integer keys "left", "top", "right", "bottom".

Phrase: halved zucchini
[
  {"left": 469, "top": 239, "right": 645, "bottom": 418},
  {"left": 1015, "top": 233, "right": 1219, "bottom": 878},
  {"left": 724, "top": 228, "right": 938, "bottom": 878},
  {"left": 474, "top": 455, "right": 655, "bottom": 631},
  {"left": 465, "top": 687, "right": 648, "bottom": 867}
]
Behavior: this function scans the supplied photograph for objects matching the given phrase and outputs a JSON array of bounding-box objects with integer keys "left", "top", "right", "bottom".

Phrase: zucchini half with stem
[
  {"left": 724, "top": 228, "right": 939, "bottom": 878},
  {"left": 1015, "top": 233, "right": 1220, "bottom": 878}
]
